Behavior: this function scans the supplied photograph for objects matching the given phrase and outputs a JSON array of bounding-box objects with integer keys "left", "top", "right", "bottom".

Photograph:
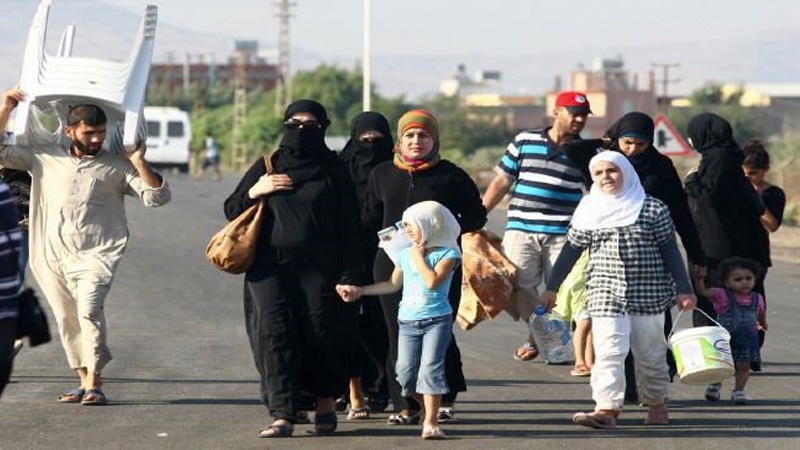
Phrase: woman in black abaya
[{"left": 225, "top": 100, "right": 363, "bottom": 438}]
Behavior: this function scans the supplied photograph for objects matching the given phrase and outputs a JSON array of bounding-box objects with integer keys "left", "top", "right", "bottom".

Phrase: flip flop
[
  {"left": 310, "top": 411, "right": 338, "bottom": 434},
  {"left": 422, "top": 426, "right": 447, "bottom": 440},
  {"left": 347, "top": 407, "right": 371, "bottom": 420},
  {"left": 57, "top": 387, "right": 85, "bottom": 403},
  {"left": 81, "top": 388, "right": 108, "bottom": 406},
  {"left": 572, "top": 411, "right": 617, "bottom": 429},
  {"left": 570, "top": 365, "right": 592, "bottom": 377},
  {"left": 644, "top": 405, "right": 670, "bottom": 425},
  {"left": 513, "top": 343, "right": 539, "bottom": 361},
  {"left": 258, "top": 420, "right": 294, "bottom": 438}
]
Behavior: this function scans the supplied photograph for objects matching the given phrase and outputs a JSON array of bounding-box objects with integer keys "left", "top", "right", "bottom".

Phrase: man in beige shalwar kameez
[{"left": 0, "top": 87, "right": 170, "bottom": 405}]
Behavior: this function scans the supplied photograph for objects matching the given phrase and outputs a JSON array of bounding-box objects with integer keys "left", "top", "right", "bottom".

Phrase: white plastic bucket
[{"left": 669, "top": 325, "right": 734, "bottom": 385}]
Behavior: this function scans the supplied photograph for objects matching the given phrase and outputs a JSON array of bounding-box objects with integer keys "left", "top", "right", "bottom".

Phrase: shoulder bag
[{"left": 205, "top": 155, "right": 272, "bottom": 274}]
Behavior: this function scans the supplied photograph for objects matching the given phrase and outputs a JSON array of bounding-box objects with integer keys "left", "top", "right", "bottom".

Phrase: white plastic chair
[{"left": 13, "top": 0, "right": 157, "bottom": 154}]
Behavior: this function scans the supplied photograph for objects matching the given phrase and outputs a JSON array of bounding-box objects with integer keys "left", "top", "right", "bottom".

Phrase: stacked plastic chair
[{"left": 13, "top": 0, "right": 158, "bottom": 154}]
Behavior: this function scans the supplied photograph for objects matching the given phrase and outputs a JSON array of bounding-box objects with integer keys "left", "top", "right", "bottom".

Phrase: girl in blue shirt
[{"left": 337, "top": 200, "right": 461, "bottom": 440}]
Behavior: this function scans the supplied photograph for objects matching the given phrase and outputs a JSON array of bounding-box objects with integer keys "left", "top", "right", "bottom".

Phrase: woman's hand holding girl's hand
[
  {"left": 335, "top": 284, "right": 361, "bottom": 302},
  {"left": 676, "top": 294, "right": 697, "bottom": 311},
  {"left": 248, "top": 174, "right": 293, "bottom": 199}
]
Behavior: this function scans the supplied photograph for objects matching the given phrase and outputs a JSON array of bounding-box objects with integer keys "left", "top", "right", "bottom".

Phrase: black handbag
[{"left": 16, "top": 287, "right": 51, "bottom": 347}]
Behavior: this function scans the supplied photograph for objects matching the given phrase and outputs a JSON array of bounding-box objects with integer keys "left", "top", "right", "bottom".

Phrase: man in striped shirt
[
  {"left": 0, "top": 178, "right": 23, "bottom": 396},
  {"left": 482, "top": 91, "right": 596, "bottom": 361}
]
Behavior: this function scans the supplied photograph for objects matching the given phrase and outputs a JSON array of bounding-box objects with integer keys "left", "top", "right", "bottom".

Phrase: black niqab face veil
[
  {"left": 687, "top": 112, "right": 739, "bottom": 153},
  {"left": 278, "top": 99, "right": 331, "bottom": 155},
  {"left": 339, "top": 112, "right": 394, "bottom": 185},
  {"left": 273, "top": 99, "right": 335, "bottom": 185}
]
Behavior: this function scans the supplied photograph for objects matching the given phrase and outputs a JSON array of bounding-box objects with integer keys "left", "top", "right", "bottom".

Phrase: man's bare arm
[{"left": 482, "top": 173, "right": 513, "bottom": 213}]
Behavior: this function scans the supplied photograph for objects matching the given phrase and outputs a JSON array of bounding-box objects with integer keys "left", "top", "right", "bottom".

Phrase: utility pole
[
  {"left": 275, "top": 0, "right": 296, "bottom": 114},
  {"left": 362, "top": 0, "right": 371, "bottom": 111},
  {"left": 231, "top": 47, "right": 249, "bottom": 171},
  {"left": 651, "top": 62, "right": 680, "bottom": 114}
]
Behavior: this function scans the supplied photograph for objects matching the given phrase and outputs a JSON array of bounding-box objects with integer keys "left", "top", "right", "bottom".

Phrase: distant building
[
  {"left": 149, "top": 40, "right": 279, "bottom": 93},
  {"left": 547, "top": 56, "right": 657, "bottom": 137},
  {"left": 440, "top": 64, "right": 503, "bottom": 98},
  {"left": 440, "top": 64, "right": 545, "bottom": 132}
]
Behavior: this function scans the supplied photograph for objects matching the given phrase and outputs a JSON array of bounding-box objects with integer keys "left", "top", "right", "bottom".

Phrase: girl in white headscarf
[
  {"left": 541, "top": 151, "right": 696, "bottom": 430},
  {"left": 336, "top": 201, "right": 461, "bottom": 440}
]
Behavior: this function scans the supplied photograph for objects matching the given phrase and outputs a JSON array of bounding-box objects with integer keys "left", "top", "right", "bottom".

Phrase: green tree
[
  {"left": 179, "top": 64, "right": 509, "bottom": 171},
  {"left": 669, "top": 82, "right": 760, "bottom": 144}
]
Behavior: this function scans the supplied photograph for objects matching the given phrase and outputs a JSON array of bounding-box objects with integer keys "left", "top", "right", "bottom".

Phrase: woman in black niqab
[
  {"left": 223, "top": 98, "right": 364, "bottom": 438},
  {"left": 333, "top": 111, "right": 395, "bottom": 416},
  {"left": 339, "top": 112, "right": 394, "bottom": 196},
  {"left": 272, "top": 99, "right": 337, "bottom": 186}
]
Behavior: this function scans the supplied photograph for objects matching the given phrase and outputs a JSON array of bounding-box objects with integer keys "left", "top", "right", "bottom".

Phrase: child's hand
[
  {"left": 676, "top": 294, "right": 697, "bottom": 311},
  {"left": 692, "top": 265, "right": 706, "bottom": 280},
  {"left": 758, "top": 320, "right": 768, "bottom": 331}
]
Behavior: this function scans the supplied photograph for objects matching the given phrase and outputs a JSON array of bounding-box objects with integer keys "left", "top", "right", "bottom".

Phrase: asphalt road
[{"left": 2, "top": 174, "right": 799, "bottom": 450}]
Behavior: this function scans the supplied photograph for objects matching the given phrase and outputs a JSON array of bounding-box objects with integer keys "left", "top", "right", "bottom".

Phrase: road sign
[{"left": 653, "top": 114, "right": 692, "bottom": 156}]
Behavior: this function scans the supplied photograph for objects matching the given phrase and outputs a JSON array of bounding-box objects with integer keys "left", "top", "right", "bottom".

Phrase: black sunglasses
[{"left": 284, "top": 119, "right": 323, "bottom": 130}]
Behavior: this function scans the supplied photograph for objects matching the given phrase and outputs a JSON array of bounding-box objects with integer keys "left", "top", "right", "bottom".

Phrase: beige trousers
[
  {"left": 36, "top": 263, "right": 113, "bottom": 373},
  {"left": 502, "top": 230, "right": 566, "bottom": 321}
]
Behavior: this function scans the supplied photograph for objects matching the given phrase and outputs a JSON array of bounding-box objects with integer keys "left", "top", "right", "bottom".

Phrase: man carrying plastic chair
[{"left": 0, "top": 87, "right": 171, "bottom": 405}]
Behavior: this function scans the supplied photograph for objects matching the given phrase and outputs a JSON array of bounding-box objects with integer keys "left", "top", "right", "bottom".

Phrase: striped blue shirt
[
  {"left": 0, "top": 181, "right": 22, "bottom": 319},
  {"left": 497, "top": 128, "right": 584, "bottom": 235}
]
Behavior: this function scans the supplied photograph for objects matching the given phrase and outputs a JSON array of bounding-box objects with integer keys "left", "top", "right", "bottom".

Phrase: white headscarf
[
  {"left": 570, "top": 151, "right": 646, "bottom": 230},
  {"left": 402, "top": 201, "right": 461, "bottom": 255}
]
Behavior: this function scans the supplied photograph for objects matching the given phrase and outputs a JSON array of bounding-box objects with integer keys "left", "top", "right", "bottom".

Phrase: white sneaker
[
  {"left": 704, "top": 383, "right": 721, "bottom": 402},
  {"left": 13, "top": 339, "right": 23, "bottom": 357},
  {"left": 731, "top": 390, "right": 749, "bottom": 405}
]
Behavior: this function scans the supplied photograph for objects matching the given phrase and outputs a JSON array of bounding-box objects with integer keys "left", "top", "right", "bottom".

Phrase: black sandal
[
  {"left": 258, "top": 420, "right": 294, "bottom": 438},
  {"left": 311, "top": 411, "right": 338, "bottom": 434}
]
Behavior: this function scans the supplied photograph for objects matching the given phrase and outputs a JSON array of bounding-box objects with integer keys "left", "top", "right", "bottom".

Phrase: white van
[{"left": 144, "top": 106, "right": 192, "bottom": 173}]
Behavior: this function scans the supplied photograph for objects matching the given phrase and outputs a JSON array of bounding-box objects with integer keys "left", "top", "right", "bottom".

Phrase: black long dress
[
  {"left": 336, "top": 112, "right": 395, "bottom": 406},
  {"left": 224, "top": 100, "right": 363, "bottom": 423},
  {"left": 684, "top": 113, "right": 767, "bottom": 322}
]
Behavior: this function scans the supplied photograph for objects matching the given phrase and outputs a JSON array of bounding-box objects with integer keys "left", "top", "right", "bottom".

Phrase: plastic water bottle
[{"left": 528, "top": 305, "right": 574, "bottom": 364}]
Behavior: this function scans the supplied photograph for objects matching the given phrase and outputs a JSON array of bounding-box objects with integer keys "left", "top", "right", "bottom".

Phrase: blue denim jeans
[{"left": 396, "top": 314, "right": 453, "bottom": 396}]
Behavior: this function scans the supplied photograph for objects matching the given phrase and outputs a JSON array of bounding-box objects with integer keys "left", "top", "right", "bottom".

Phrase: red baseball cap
[{"left": 555, "top": 91, "right": 592, "bottom": 115}]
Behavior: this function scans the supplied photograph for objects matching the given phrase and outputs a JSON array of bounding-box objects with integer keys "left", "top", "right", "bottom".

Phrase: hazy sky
[
  {"left": 103, "top": 0, "right": 795, "bottom": 57},
  {"left": 4, "top": 1, "right": 797, "bottom": 99}
]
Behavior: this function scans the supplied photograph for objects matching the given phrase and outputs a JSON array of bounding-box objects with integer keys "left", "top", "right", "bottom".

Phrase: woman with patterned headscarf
[
  {"left": 224, "top": 99, "right": 363, "bottom": 438},
  {"left": 362, "top": 109, "right": 487, "bottom": 425}
]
